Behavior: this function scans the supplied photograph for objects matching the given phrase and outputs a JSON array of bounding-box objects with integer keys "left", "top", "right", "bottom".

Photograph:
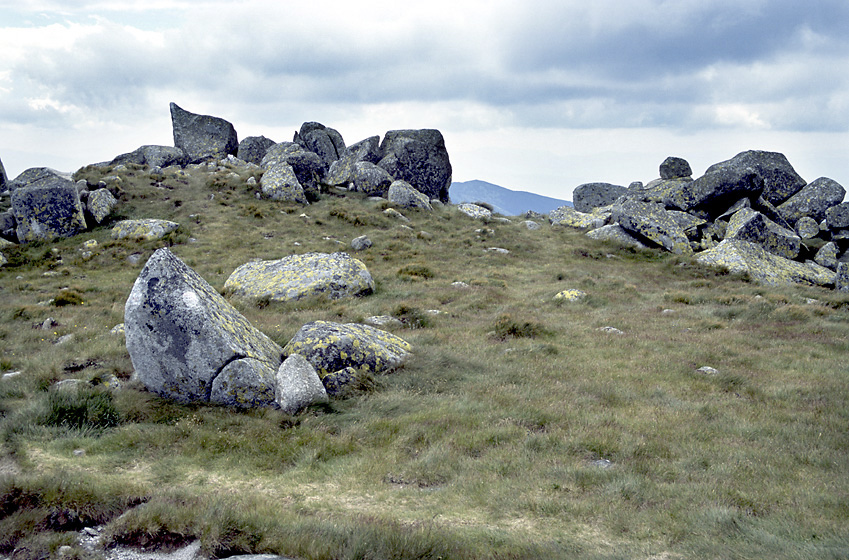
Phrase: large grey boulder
[
  {"left": 237, "top": 136, "right": 276, "bottom": 166},
  {"left": 725, "top": 207, "right": 801, "bottom": 259},
  {"left": 378, "top": 129, "right": 452, "bottom": 203},
  {"left": 224, "top": 252, "right": 374, "bottom": 303},
  {"left": 777, "top": 177, "right": 845, "bottom": 227},
  {"left": 294, "top": 122, "right": 345, "bottom": 172},
  {"left": 260, "top": 142, "right": 322, "bottom": 201},
  {"left": 283, "top": 321, "right": 411, "bottom": 393},
  {"left": 572, "top": 182, "right": 628, "bottom": 213},
  {"left": 125, "top": 248, "right": 284, "bottom": 407},
  {"left": 705, "top": 150, "right": 806, "bottom": 206},
  {"left": 826, "top": 202, "right": 849, "bottom": 230},
  {"left": 387, "top": 180, "right": 433, "bottom": 210},
  {"left": 11, "top": 179, "right": 88, "bottom": 242},
  {"left": 352, "top": 162, "right": 393, "bottom": 196},
  {"left": 640, "top": 178, "right": 695, "bottom": 208},
  {"left": 0, "top": 155, "right": 6, "bottom": 191},
  {"left": 457, "top": 203, "right": 492, "bottom": 221},
  {"left": 697, "top": 239, "right": 834, "bottom": 287},
  {"left": 87, "top": 188, "right": 118, "bottom": 224},
  {"left": 275, "top": 354, "right": 328, "bottom": 415},
  {"left": 0, "top": 211, "right": 16, "bottom": 242},
  {"left": 283, "top": 151, "right": 324, "bottom": 201},
  {"left": 611, "top": 199, "right": 692, "bottom": 254},
  {"left": 815, "top": 242, "right": 840, "bottom": 270},
  {"left": 659, "top": 156, "right": 693, "bottom": 180},
  {"left": 260, "top": 142, "right": 303, "bottom": 168},
  {"left": 170, "top": 102, "right": 238, "bottom": 164},
  {"left": 111, "top": 145, "right": 187, "bottom": 168}
]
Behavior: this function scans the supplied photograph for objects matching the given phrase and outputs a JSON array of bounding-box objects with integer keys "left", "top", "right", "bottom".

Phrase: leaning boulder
[
  {"left": 124, "top": 248, "right": 284, "bottom": 406},
  {"left": 611, "top": 199, "right": 692, "bottom": 255},
  {"left": 8, "top": 167, "right": 74, "bottom": 192},
  {"left": 170, "top": 102, "right": 238, "bottom": 164},
  {"left": 224, "top": 252, "right": 374, "bottom": 303},
  {"left": 12, "top": 180, "right": 88, "bottom": 242},
  {"left": 378, "top": 129, "right": 452, "bottom": 203},
  {"left": 111, "top": 219, "right": 179, "bottom": 241},
  {"left": 697, "top": 239, "right": 834, "bottom": 287},
  {"left": 294, "top": 122, "right": 345, "bottom": 172},
  {"left": 325, "top": 136, "right": 382, "bottom": 186},
  {"left": 586, "top": 224, "right": 649, "bottom": 249},
  {"left": 352, "top": 162, "right": 393, "bottom": 197},
  {"left": 572, "top": 182, "right": 628, "bottom": 213},
  {"left": 826, "top": 203, "right": 849, "bottom": 231},
  {"left": 777, "top": 177, "right": 845, "bottom": 227},
  {"left": 457, "top": 203, "right": 492, "bottom": 221},
  {"left": 667, "top": 166, "right": 764, "bottom": 215},
  {"left": 388, "top": 180, "right": 433, "bottom": 210},
  {"left": 283, "top": 320, "right": 411, "bottom": 382}
]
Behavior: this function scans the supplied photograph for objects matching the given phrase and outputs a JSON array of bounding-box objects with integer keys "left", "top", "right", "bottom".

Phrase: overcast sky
[{"left": 1, "top": 0, "right": 847, "bottom": 201}]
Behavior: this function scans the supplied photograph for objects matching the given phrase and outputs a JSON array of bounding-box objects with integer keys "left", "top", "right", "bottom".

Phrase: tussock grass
[{"left": 1, "top": 164, "right": 848, "bottom": 559}]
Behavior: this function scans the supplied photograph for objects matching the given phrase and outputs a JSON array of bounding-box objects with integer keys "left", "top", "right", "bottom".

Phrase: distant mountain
[{"left": 450, "top": 180, "right": 572, "bottom": 216}]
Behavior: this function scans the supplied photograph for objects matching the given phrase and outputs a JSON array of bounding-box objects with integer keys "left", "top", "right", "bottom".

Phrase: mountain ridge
[{"left": 450, "top": 179, "right": 572, "bottom": 216}]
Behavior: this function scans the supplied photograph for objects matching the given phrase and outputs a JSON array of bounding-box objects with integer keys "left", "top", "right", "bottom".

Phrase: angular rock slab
[
  {"left": 550, "top": 206, "right": 608, "bottom": 229},
  {"left": 725, "top": 208, "right": 801, "bottom": 259},
  {"left": 283, "top": 320, "right": 412, "bottom": 377},
  {"left": 777, "top": 177, "right": 846, "bottom": 226},
  {"left": 611, "top": 199, "right": 692, "bottom": 255},
  {"left": 457, "top": 203, "right": 492, "bottom": 220},
  {"left": 388, "top": 179, "right": 433, "bottom": 210},
  {"left": 378, "top": 129, "right": 452, "bottom": 203},
  {"left": 12, "top": 180, "right": 88, "bottom": 242},
  {"left": 87, "top": 188, "right": 118, "bottom": 224},
  {"left": 224, "top": 252, "right": 374, "bottom": 302},
  {"left": 170, "top": 102, "right": 238, "bottom": 164},
  {"left": 125, "top": 248, "right": 284, "bottom": 405},
  {"left": 696, "top": 239, "right": 835, "bottom": 287},
  {"left": 275, "top": 354, "right": 329, "bottom": 415},
  {"left": 572, "top": 182, "right": 628, "bottom": 213},
  {"left": 705, "top": 150, "right": 806, "bottom": 206}
]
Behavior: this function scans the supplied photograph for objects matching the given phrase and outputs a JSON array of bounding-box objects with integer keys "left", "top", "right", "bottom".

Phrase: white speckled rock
[
  {"left": 275, "top": 354, "right": 328, "bottom": 414},
  {"left": 224, "top": 252, "right": 374, "bottom": 302}
]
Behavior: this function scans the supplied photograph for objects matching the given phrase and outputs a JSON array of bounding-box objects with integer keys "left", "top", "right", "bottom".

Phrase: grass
[{"left": 0, "top": 161, "right": 847, "bottom": 559}]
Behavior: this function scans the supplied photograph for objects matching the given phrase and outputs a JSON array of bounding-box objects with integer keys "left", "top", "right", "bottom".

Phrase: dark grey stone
[
  {"left": 237, "top": 136, "right": 276, "bottom": 165},
  {"left": 705, "top": 150, "right": 806, "bottom": 206},
  {"left": 777, "top": 177, "right": 846, "bottom": 226},
  {"left": 659, "top": 156, "right": 692, "bottom": 180},
  {"left": 11, "top": 179, "right": 88, "bottom": 242},
  {"left": 111, "top": 145, "right": 187, "bottom": 168},
  {"left": 572, "top": 182, "right": 629, "bottom": 213},
  {"left": 378, "top": 129, "right": 452, "bottom": 203}
]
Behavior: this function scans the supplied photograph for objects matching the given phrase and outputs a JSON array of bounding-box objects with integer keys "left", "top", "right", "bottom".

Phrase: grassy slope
[{"left": 0, "top": 162, "right": 847, "bottom": 559}]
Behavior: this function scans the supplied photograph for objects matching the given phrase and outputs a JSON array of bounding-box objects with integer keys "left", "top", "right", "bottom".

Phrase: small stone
[
  {"left": 697, "top": 366, "right": 719, "bottom": 375},
  {"left": 598, "top": 326, "right": 624, "bottom": 335},
  {"left": 590, "top": 459, "right": 614, "bottom": 469},
  {"left": 554, "top": 289, "right": 586, "bottom": 302},
  {"left": 1, "top": 371, "right": 22, "bottom": 380},
  {"left": 73, "top": 449, "right": 86, "bottom": 456},
  {"left": 486, "top": 247, "right": 510, "bottom": 254},
  {"left": 41, "top": 317, "right": 58, "bottom": 330},
  {"left": 523, "top": 220, "right": 541, "bottom": 230},
  {"left": 452, "top": 281, "right": 470, "bottom": 289},
  {"left": 351, "top": 235, "right": 372, "bottom": 251},
  {"left": 56, "top": 334, "right": 74, "bottom": 345},
  {"left": 364, "top": 316, "right": 403, "bottom": 328}
]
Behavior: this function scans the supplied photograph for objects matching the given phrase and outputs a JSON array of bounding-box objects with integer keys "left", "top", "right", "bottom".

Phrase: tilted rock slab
[
  {"left": 125, "top": 248, "right": 284, "bottom": 407},
  {"left": 572, "top": 182, "right": 628, "bottom": 213},
  {"left": 725, "top": 208, "right": 801, "bottom": 260},
  {"left": 11, "top": 180, "right": 88, "bottom": 242},
  {"left": 705, "top": 150, "right": 806, "bottom": 206},
  {"left": 283, "top": 321, "right": 412, "bottom": 393},
  {"left": 457, "top": 203, "right": 492, "bottom": 221},
  {"left": 170, "top": 102, "right": 238, "bottom": 164},
  {"left": 550, "top": 206, "right": 608, "bottom": 229},
  {"left": 224, "top": 252, "right": 374, "bottom": 302},
  {"left": 275, "top": 354, "right": 329, "bottom": 415},
  {"left": 697, "top": 239, "right": 835, "bottom": 287},
  {"left": 111, "top": 145, "right": 188, "bottom": 168},
  {"left": 87, "top": 188, "right": 118, "bottom": 224},
  {"left": 586, "top": 224, "right": 649, "bottom": 249},
  {"left": 325, "top": 136, "right": 382, "bottom": 186},
  {"left": 0, "top": 155, "right": 6, "bottom": 191},
  {"left": 112, "top": 219, "right": 179, "bottom": 241}
]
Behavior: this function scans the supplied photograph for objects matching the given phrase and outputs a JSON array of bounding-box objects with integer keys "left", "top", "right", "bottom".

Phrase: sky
[{"left": 1, "top": 0, "right": 847, "bottom": 201}]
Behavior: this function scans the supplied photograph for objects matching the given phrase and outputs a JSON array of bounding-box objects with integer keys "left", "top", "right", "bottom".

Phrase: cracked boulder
[
  {"left": 125, "top": 248, "right": 284, "bottom": 407},
  {"left": 11, "top": 178, "right": 88, "bottom": 242},
  {"left": 170, "top": 102, "right": 238, "bottom": 164}
]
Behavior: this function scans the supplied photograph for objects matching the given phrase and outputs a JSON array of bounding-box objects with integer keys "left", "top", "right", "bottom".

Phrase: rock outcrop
[
  {"left": 696, "top": 239, "right": 834, "bottom": 287},
  {"left": 170, "top": 103, "right": 238, "bottom": 164},
  {"left": 224, "top": 252, "right": 374, "bottom": 303},
  {"left": 111, "top": 145, "right": 187, "bottom": 169},
  {"left": 572, "top": 183, "right": 628, "bottom": 213},
  {"left": 125, "top": 248, "right": 285, "bottom": 407}
]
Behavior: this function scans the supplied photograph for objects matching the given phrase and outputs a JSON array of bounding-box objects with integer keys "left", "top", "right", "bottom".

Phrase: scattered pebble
[
  {"left": 452, "top": 281, "right": 470, "bottom": 289},
  {"left": 554, "top": 289, "right": 586, "bottom": 302},
  {"left": 486, "top": 247, "right": 510, "bottom": 254},
  {"left": 696, "top": 366, "right": 719, "bottom": 375},
  {"left": 598, "top": 326, "right": 624, "bottom": 335}
]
